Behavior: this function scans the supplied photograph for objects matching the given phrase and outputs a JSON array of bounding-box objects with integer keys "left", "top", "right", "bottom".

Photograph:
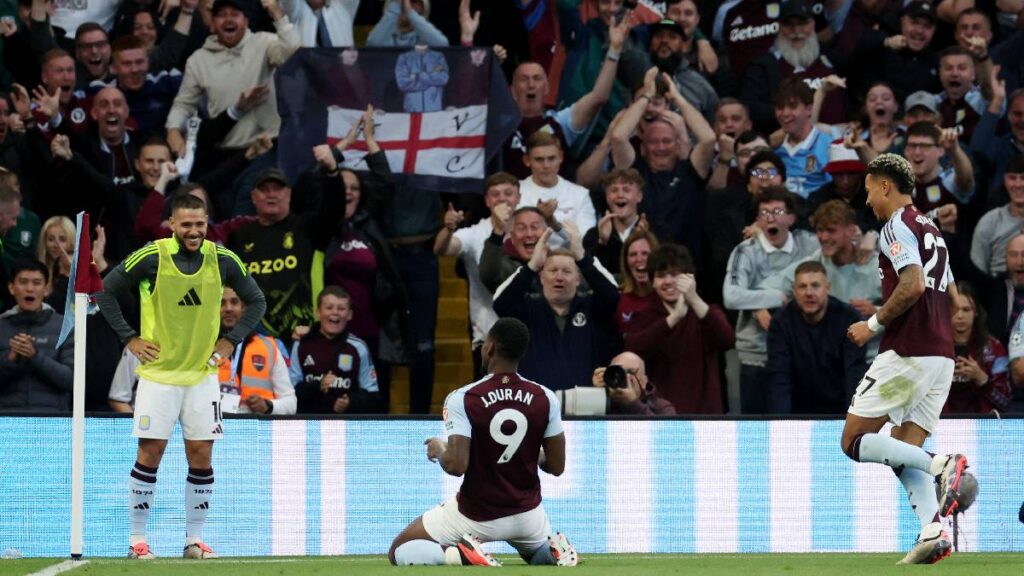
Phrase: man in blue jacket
[{"left": 767, "top": 260, "right": 867, "bottom": 414}]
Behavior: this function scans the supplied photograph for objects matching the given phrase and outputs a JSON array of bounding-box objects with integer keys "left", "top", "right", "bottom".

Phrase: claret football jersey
[{"left": 443, "top": 372, "right": 563, "bottom": 522}]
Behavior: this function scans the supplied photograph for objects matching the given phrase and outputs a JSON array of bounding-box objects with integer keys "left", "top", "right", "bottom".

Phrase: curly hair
[{"left": 866, "top": 153, "right": 915, "bottom": 195}]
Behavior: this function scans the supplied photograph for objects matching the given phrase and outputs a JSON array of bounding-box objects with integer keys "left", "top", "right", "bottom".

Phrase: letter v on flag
[{"left": 56, "top": 212, "right": 104, "bottom": 349}]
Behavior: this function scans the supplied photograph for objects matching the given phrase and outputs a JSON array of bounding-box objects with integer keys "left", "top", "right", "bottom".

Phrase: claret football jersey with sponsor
[
  {"left": 443, "top": 372, "right": 563, "bottom": 522},
  {"left": 877, "top": 205, "right": 954, "bottom": 359}
]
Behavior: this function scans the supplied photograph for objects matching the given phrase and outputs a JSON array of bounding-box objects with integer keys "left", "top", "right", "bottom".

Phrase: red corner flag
[
  {"left": 56, "top": 212, "right": 103, "bottom": 349},
  {"left": 72, "top": 212, "right": 104, "bottom": 294}
]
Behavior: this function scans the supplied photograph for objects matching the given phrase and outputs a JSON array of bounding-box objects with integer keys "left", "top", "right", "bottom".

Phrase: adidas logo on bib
[{"left": 178, "top": 287, "right": 202, "bottom": 306}]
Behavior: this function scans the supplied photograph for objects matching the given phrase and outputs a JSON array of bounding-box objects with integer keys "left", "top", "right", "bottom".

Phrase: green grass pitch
[{"left": 3, "top": 553, "right": 1024, "bottom": 575}]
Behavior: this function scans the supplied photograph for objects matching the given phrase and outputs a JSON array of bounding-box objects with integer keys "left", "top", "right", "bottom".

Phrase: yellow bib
[{"left": 137, "top": 239, "right": 222, "bottom": 386}]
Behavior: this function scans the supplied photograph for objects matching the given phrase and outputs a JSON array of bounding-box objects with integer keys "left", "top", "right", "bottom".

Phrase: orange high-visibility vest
[{"left": 218, "top": 334, "right": 278, "bottom": 400}]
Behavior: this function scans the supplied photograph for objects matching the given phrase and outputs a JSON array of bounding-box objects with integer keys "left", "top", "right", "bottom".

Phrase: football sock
[
  {"left": 129, "top": 462, "right": 157, "bottom": 544},
  {"left": 529, "top": 542, "right": 557, "bottom": 565},
  {"left": 895, "top": 465, "right": 941, "bottom": 528},
  {"left": 185, "top": 468, "right": 214, "bottom": 545},
  {"left": 392, "top": 540, "right": 447, "bottom": 565},
  {"left": 855, "top": 434, "right": 934, "bottom": 472}
]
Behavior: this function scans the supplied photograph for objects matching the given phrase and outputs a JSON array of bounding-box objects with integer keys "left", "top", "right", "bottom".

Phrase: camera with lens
[{"left": 604, "top": 365, "right": 629, "bottom": 389}]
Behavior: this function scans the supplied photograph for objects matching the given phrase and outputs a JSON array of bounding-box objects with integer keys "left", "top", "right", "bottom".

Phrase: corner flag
[{"left": 56, "top": 212, "right": 104, "bottom": 349}]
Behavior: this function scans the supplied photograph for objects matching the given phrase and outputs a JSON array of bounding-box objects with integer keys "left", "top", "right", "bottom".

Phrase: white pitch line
[{"left": 25, "top": 559, "right": 89, "bottom": 576}]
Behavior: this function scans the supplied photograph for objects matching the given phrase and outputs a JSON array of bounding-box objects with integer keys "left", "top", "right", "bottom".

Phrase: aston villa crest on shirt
[
  {"left": 338, "top": 353, "right": 353, "bottom": 371},
  {"left": 926, "top": 185, "right": 941, "bottom": 203},
  {"left": 766, "top": 3, "right": 780, "bottom": 18}
]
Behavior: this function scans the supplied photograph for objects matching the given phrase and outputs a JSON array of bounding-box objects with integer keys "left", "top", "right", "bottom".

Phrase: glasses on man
[
  {"left": 751, "top": 167, "right": 780, "bottom": 179},
  {"left": 758, "top": 207, "right": 788, "bottom": 219}
]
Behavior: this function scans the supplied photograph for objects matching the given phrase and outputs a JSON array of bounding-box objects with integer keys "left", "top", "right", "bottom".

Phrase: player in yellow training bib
[{"left": 95, "top": 194, "right": 266, "bottom": 560}]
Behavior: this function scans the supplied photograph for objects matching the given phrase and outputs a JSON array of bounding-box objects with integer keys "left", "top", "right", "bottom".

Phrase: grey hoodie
[{"left": 0, "top": 304, "right": 74, "bottom": 412}]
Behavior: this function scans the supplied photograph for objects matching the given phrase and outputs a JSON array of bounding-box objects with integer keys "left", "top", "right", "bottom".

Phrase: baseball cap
[
  {"left": 650, "top": 19, "right": 685, "bottom": 38},
  {"left": 253, "top": 168, "right": 289, "bottom": 188},
  {"left": 779, "top": 0, "right": 814, "bottom": 23},
  {"left": 211, "top": 0, "right": 248, "bottom": 15},
  {"left": 903, "top": 1, "right": 938, "bottom": 22},
  {"left": 904, "top": 90, "right": 939, "bottom": 114},
  {"left": 824, "top": 140, "right": 865, "bottom": 174}
]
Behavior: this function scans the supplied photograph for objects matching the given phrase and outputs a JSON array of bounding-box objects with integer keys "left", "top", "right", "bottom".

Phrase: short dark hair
[
  {"left": 317, "top": 284, "right": 351, "bottom": 308},
  {"left": 1006, "top": 155, "right": 1024, "bottom": 175},
  {"left": 112, "top": 35, "right": 146, "bottom": 57},
  {"left": 736, "top": 129, "right": 765, "bottom": 147},
  {"left": 647, "top": 243, "right": 695, "bottom": 275},
  {"left": 865, "top": 153, "right": 916, "bottom": 195},
  {"left": 10, "top": 259, "right": 49, "bottom": 284},
  {"left": 794, "top": 260, "right": 827, "bottom": 279},
  {"left": 170, "top": 193, "right": 208, "bottom": 214},
  {"left": 938, "top": 45, "right": 972, "bottom": 63},
  {"left": 75, "top": 22, "right": 107, "bottom": 44},
  {"left": 956, "top": 7, "right": 991, "bottom": 28},
  {"left": 773, "top": 77, "right": 813, "bottom": 108},
  {"left": 906, "top": 120, "right": 942, "bottom": 143},
  {"left": 756, "top": 186, "right": 796, "bottom": 213},
  {"left": 745, "top": 150, "right": 786, "bottom": 183},
  {"left": 487, "top": 317, "right": 530, "bottom": 362}
]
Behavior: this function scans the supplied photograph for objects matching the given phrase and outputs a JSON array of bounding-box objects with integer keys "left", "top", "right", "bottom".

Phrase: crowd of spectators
[{"left": 1, "top": 0, "right": 1024, "bottom": 416}]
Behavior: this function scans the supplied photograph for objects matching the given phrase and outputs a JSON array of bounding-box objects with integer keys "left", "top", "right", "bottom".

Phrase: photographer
[{"left": 592, "top": 352, "right": 675, "bottom": 415}]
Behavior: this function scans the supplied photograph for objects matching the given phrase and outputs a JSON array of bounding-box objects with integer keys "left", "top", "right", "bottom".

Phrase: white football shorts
[
  {"left": 422, "top": 498, "right": 552, "bottom": 557},
  {"left": 848, "top": 350, "right": 954, "bottom": 433},
  {"left": 133, "top": 375, "right": 224, "bottom": 440}
]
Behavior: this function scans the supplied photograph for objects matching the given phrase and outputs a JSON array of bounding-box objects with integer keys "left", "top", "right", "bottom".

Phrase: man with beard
[
  {"left": 767, "top": 260, "right": 867, "bottom": 414},
  {"left": 852, "top": 0, "right": 941, "bottom": 104},
  {"left": 71, "top": 23, "right": 113, "bottom": 89},
  {"left": 622, "top": 18, "right": 717, "bottom": 122},
  {"left": 723, "top": 186, "right": 820, "bottom": 414},
  {"left": 742, "top": 0, "right": 846, "bottom": 134},
  {"left": 95, "top": 193, "right": 266, "bottom": 560},
  {"left": 936, "top": 45, "right": 997, "bottom": 144}
]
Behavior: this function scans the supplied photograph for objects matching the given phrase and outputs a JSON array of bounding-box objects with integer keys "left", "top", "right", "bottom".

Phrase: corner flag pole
[
  {"left": 70, "top": 291, "right": 87, "bottom": 560},
  {"left": 59, "top": 212, "right": 102, "bottom": 560}
]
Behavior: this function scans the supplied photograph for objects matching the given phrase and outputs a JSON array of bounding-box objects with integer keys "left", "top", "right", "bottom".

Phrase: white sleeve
[
  {"left": 107, "top": 349, "right": 140, "bottom": 403},
  {"left": 354, "top": 338, "right": 379, "bottom": 392},
  {"left": 443, "top": 388, "right": 472, "bottom": 437},
  {"left": 542, "top": 387, "right": 564, "bottom": 438},
  {"left": 882, "top": 218, "right": 922, "bottom": 272},
  {"left": 269, "top": 340, "right": 297, "bottom": 415}
]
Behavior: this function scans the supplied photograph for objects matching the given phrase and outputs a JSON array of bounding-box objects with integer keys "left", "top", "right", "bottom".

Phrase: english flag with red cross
[{"left": 275, "top": 47, "right": 519, "bottom": 193}]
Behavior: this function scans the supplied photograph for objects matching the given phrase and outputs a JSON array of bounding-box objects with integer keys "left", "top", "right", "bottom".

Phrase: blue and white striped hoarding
[{"left": 0, "top": 417, "right": 1021, "bottom": 557}]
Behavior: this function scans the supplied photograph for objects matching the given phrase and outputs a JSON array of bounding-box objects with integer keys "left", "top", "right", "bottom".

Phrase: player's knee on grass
[{"left": 527, "top": 542, "right": 555, "bottom": 565}]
